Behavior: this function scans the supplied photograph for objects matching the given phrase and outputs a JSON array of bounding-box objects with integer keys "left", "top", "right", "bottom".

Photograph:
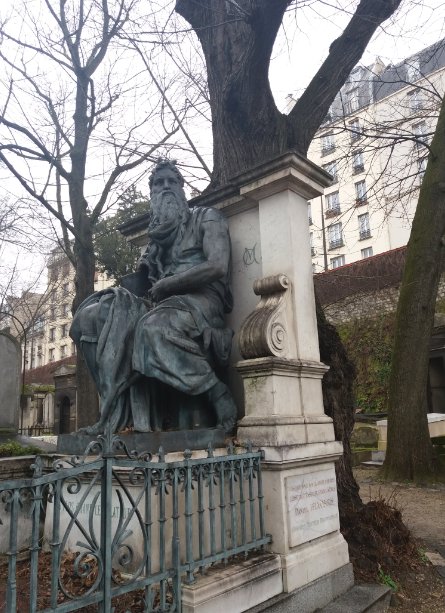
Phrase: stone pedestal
[{"left": 192, "top": 152, "right": 352, "bottom": 609}]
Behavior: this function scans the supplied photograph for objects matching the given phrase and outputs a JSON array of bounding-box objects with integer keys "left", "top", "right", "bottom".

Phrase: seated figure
[{"left": 70, "top": 159, "right": 237, "bottom": 435}]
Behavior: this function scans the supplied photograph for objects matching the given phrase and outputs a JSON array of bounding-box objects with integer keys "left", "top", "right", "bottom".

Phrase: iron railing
[
  {"left": 18, "top": 425, "right": 54, "bottom": 437},
  {"left": 0, "top": 430, "right": 270, "bottom": 612}
]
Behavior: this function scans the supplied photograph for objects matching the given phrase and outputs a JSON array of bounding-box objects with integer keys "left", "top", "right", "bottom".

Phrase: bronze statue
[{"left": 70, "top": 160, "right": 236, "bottom": 435}]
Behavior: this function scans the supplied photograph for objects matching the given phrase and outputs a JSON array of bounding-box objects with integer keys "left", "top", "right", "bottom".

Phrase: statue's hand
[
  {"left": 137, "top": 255, "right": 149, "bottom": 271},
  {"left": 150, "top": 277, "right": 173, "bottom": 302}
]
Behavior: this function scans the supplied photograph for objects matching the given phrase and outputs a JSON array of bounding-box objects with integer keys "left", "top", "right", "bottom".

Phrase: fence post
[{"left": 99, "top": 435, "right": 114, "bottom": 613}]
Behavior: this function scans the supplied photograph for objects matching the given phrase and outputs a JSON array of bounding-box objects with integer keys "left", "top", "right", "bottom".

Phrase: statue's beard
[
  {"left": 146, "top": 190, "right": 190, "bottom": 281},
  {"left": 149, "top": 191, "right": 188, "bottom": 231}
]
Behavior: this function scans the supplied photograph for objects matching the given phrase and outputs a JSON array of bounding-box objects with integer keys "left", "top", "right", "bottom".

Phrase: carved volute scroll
[{"left": 239, "top": 274, "right": 293, "bottom": 359}]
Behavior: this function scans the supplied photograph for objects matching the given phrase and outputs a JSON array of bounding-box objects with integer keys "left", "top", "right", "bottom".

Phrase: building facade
[
  {"left": 307, "top": 38, "right": 445, "bottom": 271},
  {"left": 41, "top": 248, "right": 112, "bottom": 368}
]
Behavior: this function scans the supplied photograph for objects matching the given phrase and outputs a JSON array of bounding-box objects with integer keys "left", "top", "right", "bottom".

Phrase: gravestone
[{"left": 0, "top": 331, "right": 21, "bottom": 436}]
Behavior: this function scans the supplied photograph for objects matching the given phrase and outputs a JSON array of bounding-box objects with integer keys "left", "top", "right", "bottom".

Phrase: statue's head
[
  {"left": 149, "top": 158, "right": 184, "bottom": 194},
  {"left": 148, "top": 158, "right": 189, "bottom": 227}
]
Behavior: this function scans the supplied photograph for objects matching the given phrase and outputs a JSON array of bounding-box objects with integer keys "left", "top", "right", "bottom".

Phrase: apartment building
[
  {"left": 5, "top": 247, "right": 112, "bottom": 370},
  {"left": 307, "top": 38, "right": 445, "bottom": 272},
  {"left": 42, "top": 248, "right": 112, "bottom": 367}
]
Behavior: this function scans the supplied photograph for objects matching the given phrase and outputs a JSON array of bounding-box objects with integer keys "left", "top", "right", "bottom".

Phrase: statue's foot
[
  {"left": 209, "top": 383, "right": 237, "bottom": 435},
  {"left": 77, "top": 423, "right": 104, "bottom": 436}
]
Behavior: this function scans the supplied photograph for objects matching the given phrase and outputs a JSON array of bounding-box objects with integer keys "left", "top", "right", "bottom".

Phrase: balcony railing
[
  {"left": 328, "top": 238, "right": 344, "bottom": 250},
  {"left": 325, "top": 207, "right": 341, "bottom": 219},
  {"left": 355, "top": 197, "right": 367, "bottom": 207},
  {"left": 352, "top": 164, "right": 364, "bottom": 175},
  {"left": 321, "top": 144, "right": 335, "bottom": 157},
  {"left": 359, "top": 229, "right": 372, "bottom": 240}
]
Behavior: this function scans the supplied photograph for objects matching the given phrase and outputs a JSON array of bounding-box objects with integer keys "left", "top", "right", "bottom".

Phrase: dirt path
[
  {"left": 354, "top": 467, "right": 445, "bottom": 550},
  {"left": 354, "top": 467, "right": 445, "bottom": 613}
]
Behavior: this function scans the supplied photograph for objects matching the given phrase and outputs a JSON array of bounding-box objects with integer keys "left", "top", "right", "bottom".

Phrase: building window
[
  {"left": 61, "top": 323, "right": 68, "bottom": 338},
  {"left": 361, "top": 246, "right": 373, "bottom": 259},
  {"left": 345, "top": 88, "right": 359, "bottom": 114},
  {"left": 33, "top": 316, "right": 44, "bottom": 333},
  {"left": 62, "top": 282, "right": 70, "bottom": 295},
  {"left": 327, "top": 222, "right": 343, "bottom": 250},
  {"left": 49, "top": 327, "right": 56, "bottom": 342},
  {"left": 347, "top": 67, "right": 362, "bottom": 86},
  {"left": 60, "top": 345, "right": 67, "bottom": 358},
  {"left": 50, "top": 306, "right": 56, "bottom": 321},
  {"left": 413, "top": 121, "right": 428, "bottom": 149},
  {"left": 358, "top": 212, "right": 371, "bottom": 240},
  {"left": 349, "top": 118, "right": 362, "bottom": 142},
  {"left": 406, "top": 59, "right": 421, "bottom": 83},
  {"left": 310, "top": 232, "right": 315, "bottom": 257},
  {"left": 49, "top": 348, "right": 55, "bottom": 362},
  {"left": 308, "top": 203, "right": 313, "bottom": 226},
  {"left": 321, "top": 132, "right": 335, "bottom": 156},
  {"left": 355, "top": 179, "right": 367, "bottom": 205},
  {"left": 418, "top": 157, "right": 427, "bottom": 182},
  {"left": 330, "top": 255, "right": 345, "bottom": 269},
  {"left": 62, "top": 303, "right": 70, "bottom": 317},
  {"left": 325, "top": 191, "right": 340, "bottom": 217},
  {"left": 322, "top": 160, "right": 338, "bottom": 183},
  {"left": 352, "top": 150, "right": 364, "bottom": 174},
  {"left": 408, "top": 89, "right": 424, "bottom": 114}
]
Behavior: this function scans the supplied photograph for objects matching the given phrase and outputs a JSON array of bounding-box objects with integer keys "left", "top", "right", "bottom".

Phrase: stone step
[
  {"left": 361, "top": 460, "right": 384, "bottom": 467},
  {"left": 318, "top": 584, "right": 391, "bottom": 613}
]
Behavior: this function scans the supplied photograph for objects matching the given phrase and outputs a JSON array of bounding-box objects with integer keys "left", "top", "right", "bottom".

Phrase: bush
[
  {"left": 338, "top": 313, "right": 396, "bottom": 413},
  {"left": 0, "top": 440, "right": 42, "bottom": 457}
]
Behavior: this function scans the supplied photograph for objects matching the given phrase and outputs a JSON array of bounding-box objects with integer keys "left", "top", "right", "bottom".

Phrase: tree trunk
[
  {"left": 69, "top": 68, "right": 100, "bottom": 427},
  {"left": 72, "top": 230, "right": 100, "bottom": 428},
  {"left": 383, "top": 95, "right": 445, "bottom": 481},
  {"left": 316, "top": 297, "right": 363, "bottom": 514},
  {"left": 176, "top": 0, "right": 291, "bottom": 189}
]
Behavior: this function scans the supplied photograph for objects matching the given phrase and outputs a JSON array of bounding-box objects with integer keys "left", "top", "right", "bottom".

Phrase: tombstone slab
[{"left": 0, "top": 331, "right": 21, "bottom": 435}]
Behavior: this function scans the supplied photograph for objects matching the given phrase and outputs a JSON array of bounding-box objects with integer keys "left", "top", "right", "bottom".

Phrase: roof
[
  {"left": 24, "top": 355, "right": 76, "bottom": 385},
  {"left": 314, "top": 246, "right": 407, "bottom": 305},
  {"left": 322, "top": 37, "right": 445, "bottom": 124}
]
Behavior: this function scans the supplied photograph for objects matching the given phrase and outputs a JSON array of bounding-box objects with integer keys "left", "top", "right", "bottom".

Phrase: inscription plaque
[{"left": 285, "top": 467, "right": 340, "bottom": 547}]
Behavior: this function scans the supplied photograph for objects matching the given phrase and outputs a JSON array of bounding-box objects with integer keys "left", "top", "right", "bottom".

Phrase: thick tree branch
[
  {"left": 0, "top": 116, "right": 70, "bottom": 181},
  {"left": 289, "top": 0, "right": 403, "bottom": 152}
]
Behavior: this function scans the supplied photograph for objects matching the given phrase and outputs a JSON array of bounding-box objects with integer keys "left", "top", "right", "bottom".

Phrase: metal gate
[{"left": 0, "top": 430, "right": 270, "bottom": 612}]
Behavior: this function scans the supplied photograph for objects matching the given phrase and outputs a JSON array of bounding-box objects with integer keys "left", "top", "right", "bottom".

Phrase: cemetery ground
[{"left": 353, "top": 466, "right": 445, "bottom": 612}]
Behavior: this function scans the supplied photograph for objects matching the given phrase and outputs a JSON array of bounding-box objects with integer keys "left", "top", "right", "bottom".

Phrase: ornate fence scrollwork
[{"left": 0, "top": 430, "right": 270, "bottom": 612}]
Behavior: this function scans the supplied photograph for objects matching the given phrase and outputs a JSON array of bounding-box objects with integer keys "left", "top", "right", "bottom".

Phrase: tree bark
[
  {"left": 383, "top": 95, "right": 445, "bottom": 481},
  {"left": 316, "top": 298, "right": 363, "bottom": 513}
]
